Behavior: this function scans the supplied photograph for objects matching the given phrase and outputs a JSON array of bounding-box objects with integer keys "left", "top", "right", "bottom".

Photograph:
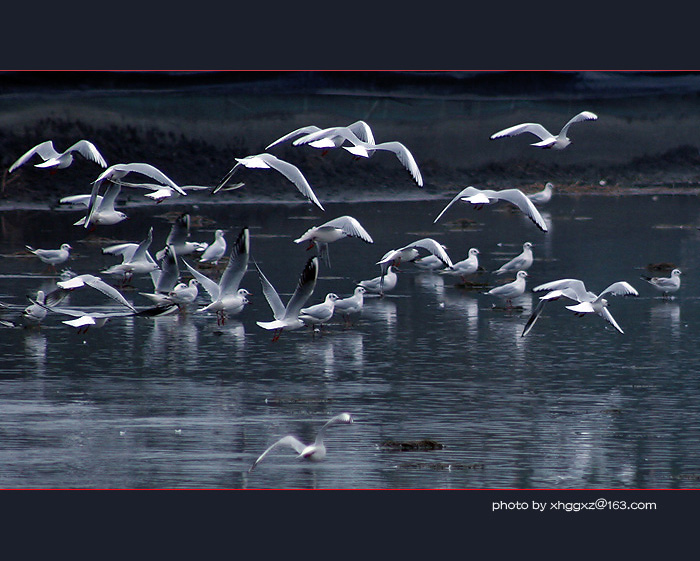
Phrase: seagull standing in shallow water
[
  {"left": 249, "top": 412, "right": 354, "bottom": 471},
  {"left": 490, "top": 111, "right": 598, "bottom": 150},
  {"left": 642, "top": 268, "right": 682, "bottom": 298},
  {"left": 25, "top": 244, "right": 72, "bottom": 271},
  {"left": 485, "top": 270, "right": 528, "bottom": 308},
  {"left": 527, "top": 182, "right": 555, "bottom": 205},
  {"left": 493, "top": 242, "right": 534, "bottom": 276}
]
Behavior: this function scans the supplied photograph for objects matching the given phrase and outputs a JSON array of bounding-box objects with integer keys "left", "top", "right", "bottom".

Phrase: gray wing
[
  {"left": 283, "top": 257, "right": 319, "bottom": 319},
  {"left": 265, "top": 125, "right": 322, "bottom": 150},
  {"left": 103, "top": 163, "right": 185, "bottom": 194},
  {"left": 9, "top": 140, "right": 59, "bottom": 172},
  {"left": 153, "top": 245, "right": 179, "bottom": 293},
  {"left": 103, "top": 243, "right": 138, "bottom": 263},
  {"left": 255, "top": 263, "right": 286, "bottom": 320},
  {"left": 65, "top": 140, "right": 108, "bottom": 167},
  {"left": 293, "top": 126, "right": 355, "bottom": 146},
  {"left": 183, "top": 260, "right": 220, "bottom": 302},
  {"left": 249, "top": 435, "right": 307, "bottom": 471},
  {"left": 166, "top": 214, "right": 190, "bottom": 247},
  {"left": 321, "top": 215, "right": 374, "bottom": 243},
  {"left": 212, "top": 161, "right": 244, "bottom": 194},
  {"left": 132, "top": 227, "right": 154, "bottom": 263},
  {"left": 492, "top": 189, "right": 548, "bottom": 232},
  {"left": 559, "top": 111, "right": 598, "bottom": 137},
  {"left": 434, "top": 186, "right": 481, "bottom": 223},
  {"left": 258, "top": 153, "right": 324, "bottom": 211},
  {"left": 373, "top": 141, "right": 423, "bottom": 187},
  {"left": 80, "top": 274, "right": 137, "bottom": 311},
  {"left": 99, "top": 182, "right": 121, "bottom": 212},
  {"left": 490, "top": 123, "right": 554, "bottom": 141},
  {"left": 597, "top": 281, "right": 638, "bottom": 301},
  {"left": 218, "top": 227, "right": 249, "bottom": 297},
  {"left": 521, "top": 299, "right": 547, "bottom": 337}
]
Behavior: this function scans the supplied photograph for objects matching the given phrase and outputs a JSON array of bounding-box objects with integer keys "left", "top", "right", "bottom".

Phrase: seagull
[
  {"left": 490, "top": 111, "right": 598, "bottom": 150},
  {"left": 333, "top": 286, "right": 366, "bottom": 325},
  {"left": 256, "top": 257, "right": 319, "bottom": 341},
  {"left": 108, "top": 182, "right": 218, "bottom": 204},
  {"left": 434, "top": 186, "right": 548, "bottom": 233},
  {"left": 641, "top": 268, "right": 682, "bottom": 298},
  {"left": 299, "top": 293, "right": 339, "bottom": 332},
  {"left": 293, "top": 126, "right": 423, "bottom": 187},
  {"left": 154, "top": 214, "right": 208, "bottom": 260},
  {"left": 527, "top": 182, "right": 555, "bottom": 205},
  {"left": 101, "top": 227, "right": 159, "bottom": 283},
  {"left": 358, "top": 265, "right": 398, "bottom": 296},
  {"left": 61, "top": 182, "right": 128, "bottom": 228},
  {"left": 182, "top": 227, "right": 251, "bottom": 325},
  {"left": 9, "top": 139, "right": 107, "bottom": 173},
  {"left": 139, "top": 245, "right": 183, "bottom": 306},
  {"left": 485, "top": 270, "right": 528, "bottom": 308},
  {"left": 493, "top": 242, "right": 534, "bottom": 275},
  {"left": 378, "top": 238, "right": 453, "bottom": 277},
  {"left": 22, "top": 290, "right": 48, "bottom": 327},
  {"left": 199, "top": 230, "right": 227, "bottom": 264},
  {"left": 212, "top": 153, "right": 324, "bottom": 211},
  {"left": 522, "top": 278, "right": 639, "bottom": 336},
  {"left": 167, "top": 280, "right": 200, "bottom": 306},
  {"left": 83, "top": 162, "right": 187, "bottom": 229},
  {"left": 25, "top": 243, "right": 72, "bottom": 270},
  {"left": 249, "top": 412, "right": 354, "bottom": 471},
  {"left": 266, "top": 120, "right": 375, "bottom": 150},
  {"left": 294, "top": 215, "right": 373, "bottom": 267},
  {"left": 439, "top": 248, "right": 481, "bottom": 282}
]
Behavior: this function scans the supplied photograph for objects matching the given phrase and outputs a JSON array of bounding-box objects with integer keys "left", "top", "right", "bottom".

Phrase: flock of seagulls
[{"left": 1, "top": 109, "right": 686, "bottom": 470}]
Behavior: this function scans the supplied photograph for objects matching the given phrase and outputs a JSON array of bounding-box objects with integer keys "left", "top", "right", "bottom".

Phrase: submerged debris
[
  {"left": 380, "top": 439, "right": 445, "bottom": 451},
  {"left": 395, "top": 462, "right": 485, "bottom": 471}
]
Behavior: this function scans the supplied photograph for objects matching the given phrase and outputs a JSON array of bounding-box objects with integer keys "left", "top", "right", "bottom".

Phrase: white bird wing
[
  {"left": 99, "top": 182, "right": 121, "bottom": 212},
  {"left": 103, "top": 243, "right": 138, "bottom": 262},
  {"left": 491, "top": 189, "right": 548, "bottom": 232},
  {"left": 559, "top": 111, "right": 598, "bottom": 137},
  {"left": 597, "top": 281, "right": 639, "bottom": 301},
  {"left": 166, "top": 214, "right": 191, "bottom": 248},
  {"left": 213, "top": 161, "right": 244, "bottom": 194},
  {"left": 347, "top": 121, "right": 375, "bottom": 144},
  {"left": 257, "top": 153, "right": 324, "bottom": 211},
  {"left": 218, "top": 227, "right": 249, "bottom": 297},
  {"left": 265, "top": 125, "right": 322, "bottom": 150},
  {"left": 131, "top": 227, "right": 154, "bottom": 264},
  {"left": 100, "top": 163, "right": 185, "bottom": 193},
  {"left": 249, "top": 435, "right": 307, "bottom": 471},
  {"left": 9, "top": 140, "right": 59, "bottom": 172},
  {"left": 320, "top": 215, "right": 374, "bottom": 243},
  {"left": 373, "top": 141, "right": 423, "bottom": 187},
  {"left": 79, "top": 274, "right": 137, "bottom": 311},
  {"left": 318, "top": 412, "right": 353, "bottom": 436},
  {"left": 293, "top": 126, "right": 354, "bottom": 147},
  {"left": 283, "top": 257, "right": 319, "bottom": 319},
  {"left": 60, "top": 194, "right": 94, "bottom": 207},
  {"left": 600, "top": 306, "right": 624, "bottom": 334},
  {"left": 434, "top": 186, "right": 482, "bottom": 223},
  {"left": 404, "top": 238, "right": 453, "bottom": 268},
  {"left": 490, "top": 123, "right": 554, "bottom": 141},
  {"left": 255, "top": 263, "right": 286, "bottom": 321},
  {"left": 183, "top": 260, "right": 220, "bottom": 302},
  {"left": 533, "top": 278, "right": 589, "bottom": 301},
  {"left": 65, "top": 140, "right": 108, "bottom": 168}
]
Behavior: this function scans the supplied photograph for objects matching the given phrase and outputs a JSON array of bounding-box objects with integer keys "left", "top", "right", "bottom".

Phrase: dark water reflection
[{"left": 2, "top": 193, "right": 700, "bottom": 489}]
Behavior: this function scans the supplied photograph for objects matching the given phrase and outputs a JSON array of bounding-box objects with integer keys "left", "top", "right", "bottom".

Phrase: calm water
[{"left": 1, "top": 192, "right": 700, "bottom": 489}]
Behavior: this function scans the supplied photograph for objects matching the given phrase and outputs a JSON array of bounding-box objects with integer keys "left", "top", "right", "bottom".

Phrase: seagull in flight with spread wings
[{"left": 490, "top": 111, "right": 598, "bottom": 150}]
